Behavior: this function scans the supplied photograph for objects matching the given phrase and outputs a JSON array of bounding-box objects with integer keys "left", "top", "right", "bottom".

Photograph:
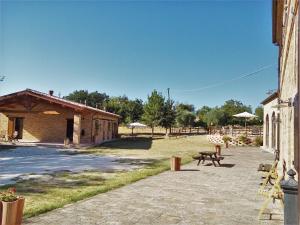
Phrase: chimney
[{"left": 49, "top": 90, "right": 54, "bottom": 96}]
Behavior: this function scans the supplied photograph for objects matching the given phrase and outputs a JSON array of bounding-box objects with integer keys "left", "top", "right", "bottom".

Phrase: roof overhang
[
  {"left": 261, "top": 91, "right": 279, "bottom": 105},
  {"left": 0, "top": 89, "right": 120, "bottom": 118},
  {"left": 272, "top": 0, "right": 284, "bottom": 46}
]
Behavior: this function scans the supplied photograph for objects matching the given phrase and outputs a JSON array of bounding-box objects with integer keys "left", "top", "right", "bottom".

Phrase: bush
[
  {"left": 254, "top": 136, "right": 263, "bottom": 147},
  {"left": 238, "top": 135, "right": 250, "bottom": 144},
  {"left": 222, "top": 135, "right": 231, "bottom": 143}
]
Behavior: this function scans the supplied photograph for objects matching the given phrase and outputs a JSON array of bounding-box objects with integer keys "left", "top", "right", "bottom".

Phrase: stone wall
[
  {"left": 277, "top": 0, "right": 299, "bottom": 173},
  {"left": 0, "top": 102, "right": 74, "bottom": 142},
  {"left": 0, "top": 100, "right": 118, "bottom": 144}
]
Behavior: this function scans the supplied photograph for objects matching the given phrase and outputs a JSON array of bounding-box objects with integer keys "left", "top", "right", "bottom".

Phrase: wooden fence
[
  {"left": 119, "top": 126, "right": 207, "bottom": 136},
  {"left": 119, "top": 126, "right": 263, "bottom": 137},
  {"left": 210, "top": 126, "right": 263, "bottom": 137}
]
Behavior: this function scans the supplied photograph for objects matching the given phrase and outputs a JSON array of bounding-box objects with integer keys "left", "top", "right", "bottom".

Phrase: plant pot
[
  {"left": 215, "top": 145, "right": 221, "bottom": 156},
  {"left": 1, "top": 198, "right": 25, "bottom": 225},
  {"left": 170, "top": 156, "right": 181, "bottom": 171}
]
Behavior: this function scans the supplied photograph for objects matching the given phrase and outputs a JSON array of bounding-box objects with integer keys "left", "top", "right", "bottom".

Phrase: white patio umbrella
[
  {"left": 128, "top": 122, "right": 147, "bottom": 135},
  {"left": 233, "top": 112, "right": 257, "bottom": 136}
]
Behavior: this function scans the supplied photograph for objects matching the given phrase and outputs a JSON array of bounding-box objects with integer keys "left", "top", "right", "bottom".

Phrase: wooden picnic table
[{"left": 193, "top": 151, "right": 223, "bottom": 167}]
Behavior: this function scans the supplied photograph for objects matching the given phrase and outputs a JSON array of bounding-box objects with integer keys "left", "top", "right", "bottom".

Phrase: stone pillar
[
  {"left": 280, "top": 169, "right": 298, "bottom": 225},
  {"left": 73, "top": 114, "right": 82, "bottom": 145}
]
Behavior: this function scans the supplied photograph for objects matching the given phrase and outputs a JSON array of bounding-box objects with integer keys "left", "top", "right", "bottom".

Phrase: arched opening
[
  {"left": 271, "top": 112, "right": 276, "bottom": 149},
  {"left": 265, "top": 114, "right": 269, "bottom": 147}
]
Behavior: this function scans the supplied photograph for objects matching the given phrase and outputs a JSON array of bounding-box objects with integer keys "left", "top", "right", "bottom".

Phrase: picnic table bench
[{"left": 193, "top": 151, "right": 224, "bottom": 167}]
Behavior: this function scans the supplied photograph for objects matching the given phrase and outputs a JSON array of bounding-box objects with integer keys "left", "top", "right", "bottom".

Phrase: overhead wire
[{"left": 172, "top": 64, "right": 275, "bottom": 93}]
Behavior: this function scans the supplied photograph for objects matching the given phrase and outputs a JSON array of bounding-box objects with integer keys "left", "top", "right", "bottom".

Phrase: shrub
[
  {"left": 254, "top": 136, "right": 263, "bottom": 147},
  {"left": 222, "top": 135, "right": 231, "bottom": 143},
  {"left": 238, "top": 135, "right": 249, "bottom": 144}
]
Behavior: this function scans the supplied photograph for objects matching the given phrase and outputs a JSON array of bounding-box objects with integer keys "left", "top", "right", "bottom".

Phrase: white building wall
[{"left": 262, "top": 97, "right": 279, "bottom": 153}]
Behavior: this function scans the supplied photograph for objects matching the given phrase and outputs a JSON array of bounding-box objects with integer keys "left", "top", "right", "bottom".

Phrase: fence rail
[
  {"left": 119, "top": 126, "right": 207, "bottom": 135},
  {"left": 119, "top": 126, "right": 263, "bottom": 137},
  {"left": 210, "top": 126, "right": 263, "bottom": 137}
]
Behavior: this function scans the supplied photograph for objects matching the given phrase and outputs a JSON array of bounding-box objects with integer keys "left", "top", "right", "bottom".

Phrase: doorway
[
  {"left": 8, "top": 117, "right": 24, "bottom": 139},
  {"left": 66, "top": 119, "right": 74, "bottom": 141}
]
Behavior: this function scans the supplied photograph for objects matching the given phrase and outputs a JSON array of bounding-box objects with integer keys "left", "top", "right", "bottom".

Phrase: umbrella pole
[
  {"left": 245, "top": 119, "right": 247, "bottom": 137},
  {"left": 132, "top": 127, "right": 134, "bottom": 136}
]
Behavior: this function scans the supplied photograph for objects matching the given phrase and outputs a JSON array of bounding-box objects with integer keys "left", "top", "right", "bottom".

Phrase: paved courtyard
[{"left": 25, "top": 147, "right": 283, "bottom": 225}]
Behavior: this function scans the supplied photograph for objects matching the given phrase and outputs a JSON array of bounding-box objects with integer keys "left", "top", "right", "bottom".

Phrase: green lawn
[{"left": 0, "top": 135, "right": 212, "bottom": 218}]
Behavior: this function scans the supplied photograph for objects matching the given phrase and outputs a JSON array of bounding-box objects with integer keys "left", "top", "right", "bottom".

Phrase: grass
[{"left": 0, "top": 135, "right": 213, "bottom": 218}]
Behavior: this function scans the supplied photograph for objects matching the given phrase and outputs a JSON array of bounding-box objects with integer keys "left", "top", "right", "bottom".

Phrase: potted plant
[
  {"left": 0, "top": 188, "right": 25, "bottom": 225},
  {"left": 222, "top": 135, "right": 231, "bottom": 148}
]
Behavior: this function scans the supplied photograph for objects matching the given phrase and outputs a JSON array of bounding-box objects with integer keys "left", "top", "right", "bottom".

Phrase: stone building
[
  {"left": 272, "top": 0, "right": 299, "bottom": 174},
  {"left": 261, "top": 92, "right": 279, "bottom": 154},
  {"left": 272, "top": 0, "right": 299, "bottom": 221},
  {"left": 0, "top": 89, "right": 119, "bottom": 145}
]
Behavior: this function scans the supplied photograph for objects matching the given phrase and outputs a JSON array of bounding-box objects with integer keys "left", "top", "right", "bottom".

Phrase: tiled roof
[{"left": 0, "top": 89, "right": 120, "bottom": 118}]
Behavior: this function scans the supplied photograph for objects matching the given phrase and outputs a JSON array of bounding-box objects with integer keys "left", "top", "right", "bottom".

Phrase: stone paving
[{"left": 25, "top": 147, "right": 283, "bottom": 225}]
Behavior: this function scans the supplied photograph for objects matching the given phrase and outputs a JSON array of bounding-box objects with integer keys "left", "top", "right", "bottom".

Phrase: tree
[
  {"left": 220, "top": 100, "right": 252, "bottom": 125},
  {"left": 255, "top": 106, "right": 263, "bottom": 122},
  {"left": 142, "top": 90, "right": 165, "bottom": 136},
  {"left": 160, "top": 99, "right": 176, "bottom": 134},
  {"left": 196, "top": 106, "right": 212, "bottom": 128},
  {"left": 202, "top": 107, "right": 224, "bottom": 126},
  {"left": 127, "top": 99, "right": 144, "bottom": 123},
  {"left": 64, "top": 90, "right": 109, "bottom": 108},
  {"left": 88, "top": 91, "right": 109, "bottom": 108},
  {"left": 176, "top": 103, "right": 195, "bottom": 112},
  {"left": 105, "top": 96, "right": 129, "bottom": 124},
  {"left": 176, "top": 110, "right": 196, "bottom": 127},
  {"left": 196, "top": 106, "right": 212, "bottom": 119}
]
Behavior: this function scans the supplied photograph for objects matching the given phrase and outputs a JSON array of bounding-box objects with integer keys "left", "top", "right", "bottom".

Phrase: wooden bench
[
  {"left": 193, "top": 153, "right": 224, "bottom": 167},
  {"left": 257, "top": 163, "right": 272, "bottom": 172}
]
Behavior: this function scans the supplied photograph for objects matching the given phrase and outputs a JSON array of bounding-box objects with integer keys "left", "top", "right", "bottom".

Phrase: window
[{"left": 266, "top": 114, "right": 269, "bottom": 147}]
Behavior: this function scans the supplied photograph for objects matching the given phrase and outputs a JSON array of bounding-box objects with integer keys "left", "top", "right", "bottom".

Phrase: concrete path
[
  {"left": 25, "top": 147, "right": 283, "bottom": 225},
  {"left": 0, "top": 147, "right": 140, "bottom": 185}
]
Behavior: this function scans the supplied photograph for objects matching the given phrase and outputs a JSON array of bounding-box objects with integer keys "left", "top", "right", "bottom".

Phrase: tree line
[{"left": 64, "top": 90, "right": 263, "bottom": 135}]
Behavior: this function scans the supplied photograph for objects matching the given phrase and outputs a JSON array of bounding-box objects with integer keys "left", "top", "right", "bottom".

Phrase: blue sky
[{"left": 0, "top": 0, "right": 278, "bottom": 110}]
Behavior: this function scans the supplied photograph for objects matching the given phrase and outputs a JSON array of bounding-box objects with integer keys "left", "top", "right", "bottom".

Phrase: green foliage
[
  {"left": 105, "top": 96, "right": 144, "bottom": 124},
  {"left": 160, "top": 99, "right": 176, "bottom": 131},
  {"left": 127, "top": 99, "right": 144, "bottom": 123},
  {"left": 254, "top": 106, "right": 264, "bottom": 124},
  {"left": 64, "top": 90, "right": 108, "bottom": 108},
  {"left": 64, "top": 90, "right": 258, "bottom": 129},
  {"left": 254, "top": 136, "right": 263, "bottom": 146},
  {"left": 198, "top": 99, "right": 253, "bottom": 127},
  {"left": 196, "top": 106, "right": 211, "bottom": 120},
  {"left": 221, "top": 100, "right": 252, "bottom": 125},
  {"left": 238, "top": 135, "right": 249, "bottom": 144},
  {"left": 142, "top": 90, "right": 165, "bottom": 131},
  {"left": 104, "top": 96, "right": 128, "bottom": 123},
  {"left": 176, "top": 110, "right": 196, "bottom": 127},
  {"left": 0, "top": 188, "right": 18, "bottom": 202},
  {"left": 202, "top": 107, "right": 225, "bottom": 126},
  {"left": 176, "top": 103, "right": 195, "bottom": 113},
  {"left": 222, "top": 135, "right": 231, "bottom": 143}
]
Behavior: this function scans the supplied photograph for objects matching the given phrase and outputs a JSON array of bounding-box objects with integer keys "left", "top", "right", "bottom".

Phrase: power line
[{"left": 172, "top": 64, "right": 275, "bottom": 93}]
